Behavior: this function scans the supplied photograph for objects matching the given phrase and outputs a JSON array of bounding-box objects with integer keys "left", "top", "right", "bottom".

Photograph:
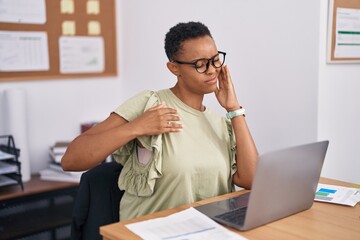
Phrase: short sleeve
[
  {"left": 113, "top": 90, "right": 157, "bottom": 122},
  {"left": 112, "top": 91, "right": 164, "bottom": 197}
]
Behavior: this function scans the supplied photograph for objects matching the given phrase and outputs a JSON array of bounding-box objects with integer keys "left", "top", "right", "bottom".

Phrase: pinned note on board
[
  {"left": 88, "top": 21, "right": 101, "bottom": 35},
  {"left": 59, "top": 36, "right": 105, "bottom": 74},
  {"left": 62, "top": 21, "right": 76, "bottom": 35},
  {"left": 87, "top": 0, "right": 100, "bottom": 15},
  {"left": 60, "top": 0, "right": 74, "bottom": 14}
]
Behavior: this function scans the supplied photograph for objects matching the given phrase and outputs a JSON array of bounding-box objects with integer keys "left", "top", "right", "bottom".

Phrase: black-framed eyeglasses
[{"left": 172, "top": 51, "right": 226, "bottom": 74}]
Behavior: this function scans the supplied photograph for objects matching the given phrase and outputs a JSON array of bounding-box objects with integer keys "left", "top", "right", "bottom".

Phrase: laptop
[{"left": 195, "top": 140, "right": 329, "bottom": 231}]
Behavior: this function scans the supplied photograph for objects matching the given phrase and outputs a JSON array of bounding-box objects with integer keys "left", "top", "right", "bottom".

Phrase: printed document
[
  {"left": 0, "top": 31, "right": 49, "bottom": 72},
  {"left": 59, "top": 36, "right": 104, "bottom": 74},
  {"left": 126, "top": 207, "right": 247, "bottom": 240},
  {"left": 0, "top": 0, "right": 46, "bottom": 24},
  {"left": 315, "top": 183, "right": 360, "bottom": 207},
  {"left": 334, "top": 7, "right": 360, "bottom": 58}
]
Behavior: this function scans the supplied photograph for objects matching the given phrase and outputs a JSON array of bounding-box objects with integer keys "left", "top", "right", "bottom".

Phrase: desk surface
[{"left": 100, "top": 178, "right": 360, "bottom": 240}]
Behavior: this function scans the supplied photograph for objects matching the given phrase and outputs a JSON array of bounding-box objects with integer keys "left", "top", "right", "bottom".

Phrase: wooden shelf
[
  {"left": 0, "top": 175, "right": 79, "bottom": 240},
  {"left": 0, "top": 175, "right": 77, "bottom": 201}
]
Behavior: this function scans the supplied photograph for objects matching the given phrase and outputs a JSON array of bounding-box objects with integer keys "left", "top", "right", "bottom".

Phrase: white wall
[
  {"left": 2, "top": 0, "right": 357, "bottom": 184},
  {"left": 318, "top": 0, "right": 360, "bottom": 184}
]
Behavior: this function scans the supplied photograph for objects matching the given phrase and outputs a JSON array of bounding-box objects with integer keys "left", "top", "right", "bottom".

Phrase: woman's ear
[{"left": 167, "top": 62, "right": 181, "bottom": 77}]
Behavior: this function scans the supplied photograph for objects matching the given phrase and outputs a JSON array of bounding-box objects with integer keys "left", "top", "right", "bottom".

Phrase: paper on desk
[
  {"left": 125, "top": 207, "right": 247, "bottom": 240},
  {"left": 315, "top": 183, "right": 360, "bottom": 207}
]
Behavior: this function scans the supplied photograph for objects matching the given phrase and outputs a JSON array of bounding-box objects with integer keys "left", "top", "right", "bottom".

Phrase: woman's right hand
[{"left": 130, "top": 102, "right": 183, "bottom": 136}]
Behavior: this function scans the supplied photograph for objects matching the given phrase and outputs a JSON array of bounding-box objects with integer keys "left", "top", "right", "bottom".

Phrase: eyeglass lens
[{"left": 195, "top": 52, "right": 225, "bottom": 73}]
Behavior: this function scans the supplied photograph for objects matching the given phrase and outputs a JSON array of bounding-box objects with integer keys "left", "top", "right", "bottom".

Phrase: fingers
[
  {"left": 163, "top": 120, "right": 183, "bottom": 132},
  {"left": 217, "top": 66, "right": 227, "bottom": 88},
  {"left": 138, "top": 102, "right": 183, "bottom": 135},
  {"left": 215, "top": 65, "right": 240, "bottom": 109},
  {"left": 224, "top": 65, "right": 232, "bottom": 82},
  {"left": 161, "top": 111, "right": 183, "bottom": 132},
  {"left": 219, "top": 65, "right": 231, "bottom": 83}
]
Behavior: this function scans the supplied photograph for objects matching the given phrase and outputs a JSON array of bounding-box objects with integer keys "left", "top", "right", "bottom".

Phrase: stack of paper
[
  {"left": 40, "top": 168, "right": 82, "bottom": 183},
  {"left": 0, "top": 161, "right": 18, "bottom": 174}
]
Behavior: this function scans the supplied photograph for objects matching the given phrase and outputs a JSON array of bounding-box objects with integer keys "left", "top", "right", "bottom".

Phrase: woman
[{"left": 62, "top": 21, "right": 258, "bottom": 220}]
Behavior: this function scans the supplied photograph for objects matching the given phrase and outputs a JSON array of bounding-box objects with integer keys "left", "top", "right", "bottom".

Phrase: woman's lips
[{"left": 205, "top": 77, "right": 217, "bottom": 85}]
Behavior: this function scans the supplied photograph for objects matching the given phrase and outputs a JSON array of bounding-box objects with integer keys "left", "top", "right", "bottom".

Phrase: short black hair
[{"left": 164, "top": 21, "right": 213, "bottom": 61}]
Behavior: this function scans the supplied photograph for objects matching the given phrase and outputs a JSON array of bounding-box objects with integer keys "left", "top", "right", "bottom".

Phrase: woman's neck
[{"left": 170, "top": 85, "right": 205, "bottom": 112}]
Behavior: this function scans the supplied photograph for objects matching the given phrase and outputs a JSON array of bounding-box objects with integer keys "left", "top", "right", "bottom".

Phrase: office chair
[{"left": 71, "top": 161, "right": 124, "bottom": 240}]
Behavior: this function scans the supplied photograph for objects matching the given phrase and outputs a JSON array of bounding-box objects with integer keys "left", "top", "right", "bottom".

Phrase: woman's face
[{"left": 173, "top": 35, "right": 220, "bottom": 95}]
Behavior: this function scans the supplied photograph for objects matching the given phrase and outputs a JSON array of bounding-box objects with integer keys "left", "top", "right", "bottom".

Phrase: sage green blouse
[{"left": 112, "top": 89, "right": 236, "bottom": 220}]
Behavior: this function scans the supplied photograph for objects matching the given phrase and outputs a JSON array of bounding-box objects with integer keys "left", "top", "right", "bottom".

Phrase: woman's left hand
[{"left": 215, "top": 65, "right": 241, "bottom": 111}]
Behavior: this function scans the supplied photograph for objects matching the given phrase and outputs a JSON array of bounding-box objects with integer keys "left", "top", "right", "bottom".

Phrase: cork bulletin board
[
  {"left": 0, "top": 0, "right": 117, "bottom": 82},
  {"left": 327, "top": 0, "right": 360, "bottom": 63}
]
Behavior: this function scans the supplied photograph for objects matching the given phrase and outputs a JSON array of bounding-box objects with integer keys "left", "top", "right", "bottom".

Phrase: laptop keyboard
[
  {"left": 213, "top": 207, "right": 247, "bottom": 226},
  {"left": 228, "top": 192, "right": 250, "bottom": 209}
]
